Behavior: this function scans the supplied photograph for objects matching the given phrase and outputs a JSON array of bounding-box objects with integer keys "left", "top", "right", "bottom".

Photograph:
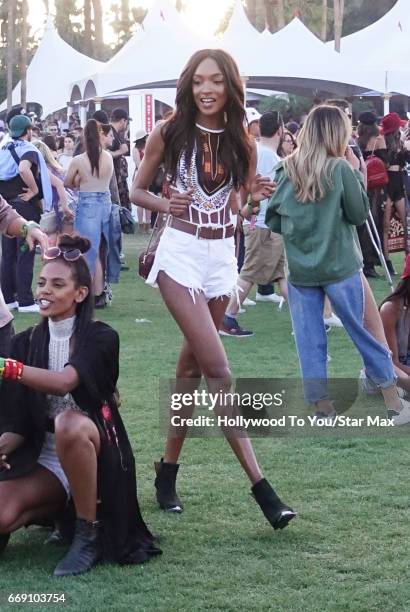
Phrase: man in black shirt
[{"left": 109, "top": 108, "right": 131, "bottom": 210}]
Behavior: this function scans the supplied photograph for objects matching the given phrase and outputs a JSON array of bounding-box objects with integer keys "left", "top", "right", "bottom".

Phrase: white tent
[
  {"left": 113, "top": 2, "right": 388, "bottom": 99},
  {"left": 331, "top": 0, "right": 410, "bottom": 97},
  {"left": 0, "top": 17, "right": 104, "bottom": 117},
  {"left": 70, "top": 0, "right": 213, "bottom": 102},
  {"left": 220, "top": 12, "right": 387, "bottom": 97}
]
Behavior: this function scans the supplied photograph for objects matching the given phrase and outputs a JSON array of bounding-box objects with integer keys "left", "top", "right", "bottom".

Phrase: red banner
[{"left": 145, "top": 94, "right": 153, "bottom": 133}]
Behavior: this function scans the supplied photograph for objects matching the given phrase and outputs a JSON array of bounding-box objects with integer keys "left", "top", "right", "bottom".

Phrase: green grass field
[{"left": 1, "top": 235, "right": 409, "bottom": 612}]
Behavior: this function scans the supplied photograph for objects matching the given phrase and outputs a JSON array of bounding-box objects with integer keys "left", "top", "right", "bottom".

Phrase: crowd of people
[{"left": 0, "top": 47, "right": 410, "bottom": 578}]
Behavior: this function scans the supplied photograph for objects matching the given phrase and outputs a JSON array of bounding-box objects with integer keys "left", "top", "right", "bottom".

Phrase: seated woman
[
  {"left": 380, "top": 254, "right": 410, "bottom": 378},
  {"left": 0, "top": 234, "right": 160, "bottom": 577}
]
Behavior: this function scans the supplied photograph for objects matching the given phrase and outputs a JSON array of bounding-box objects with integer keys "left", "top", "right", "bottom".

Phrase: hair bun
[{"left": 57, "top": 233, "right": 91, "bottom": 255}]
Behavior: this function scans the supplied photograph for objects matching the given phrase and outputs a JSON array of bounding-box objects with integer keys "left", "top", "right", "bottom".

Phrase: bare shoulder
[
  {"left": 375, "top": 135, "right": 386, "bottom": 149},
  {"left": 380, "top": 298, "right": 403, "bottom": 322},
  {"left": 145, "top": 123, "right": 166, "bottom": 151}
]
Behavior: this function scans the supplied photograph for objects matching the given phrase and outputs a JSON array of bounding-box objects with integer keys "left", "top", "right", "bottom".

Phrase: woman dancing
[
  {"left": 0, "top": 234, "right": 160, "bottom": 576},
  {"left": 131, "top": 49, "right": 295, "bottom": 530}
]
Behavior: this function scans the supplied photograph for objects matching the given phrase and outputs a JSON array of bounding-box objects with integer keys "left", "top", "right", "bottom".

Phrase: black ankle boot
[
  {"left": 0, "top": 533, "right": 10, "bottom": 555},
  {"left": 154, "top": 458, "right": 183, "bottom": 513},
  {"left": 251, "top": 479, "right": 296, "bottom": 530},
  {"left": 53, "top": 519, "right": 101, "bottom": 577}
]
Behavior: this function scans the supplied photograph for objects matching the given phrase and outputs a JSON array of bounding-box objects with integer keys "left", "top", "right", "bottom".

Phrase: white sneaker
[
  {"left": 237, "top": 306, "right": 246, "bottom": 314},
  {"left": 388, "top": 402, "right": 410, "bottom": 426},
  {"left": 358, "top": 368, "right": 379, "bottom": 395},
  {"left": 255, "top": 292, "right": 282, "bottom": 303},
  {"left": 243, "top": 298, "right": 256, "bottom": 306},
  {"left": 18, "top": 304, "right": 40, "bottom": 314},
  {"left": 6, "top": 301, "right": 19, "bottom": 311},
  {"left": 323, "top": 313, "right": 343, "bottom": 328}
]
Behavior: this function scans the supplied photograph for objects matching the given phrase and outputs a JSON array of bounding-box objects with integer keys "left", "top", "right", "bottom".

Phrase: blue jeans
[
  {"left": 75, "top": 192, "right": 111, "bottom": 275},
  {"left": 287, "top": 271, "right": 395, "bottom": 404},
  {"left": 107, "top": 203, "right": 122, "bottom": 284}
]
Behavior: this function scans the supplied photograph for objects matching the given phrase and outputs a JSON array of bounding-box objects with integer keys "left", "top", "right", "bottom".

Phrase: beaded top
[{"left": 173, "top": 125, "right": 233, "bottom": 227}]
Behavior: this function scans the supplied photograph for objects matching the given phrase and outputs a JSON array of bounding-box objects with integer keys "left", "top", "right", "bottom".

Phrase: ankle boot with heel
[
  {"left": 251, "top": 479, "right": 296, "bottom": 530},
  {"left": 154, "top": 458, "right": 183, "bottom": 513}
]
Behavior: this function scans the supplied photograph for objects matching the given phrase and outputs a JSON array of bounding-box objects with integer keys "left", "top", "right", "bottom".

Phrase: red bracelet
[{"left": 2, "top": 359, "right": 24, "bottom": 381}]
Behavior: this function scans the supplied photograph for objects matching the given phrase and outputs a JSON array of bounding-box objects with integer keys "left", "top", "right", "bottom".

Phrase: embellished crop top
[{"left": 173, "top": 124, "right": 234, "bottom": 227}]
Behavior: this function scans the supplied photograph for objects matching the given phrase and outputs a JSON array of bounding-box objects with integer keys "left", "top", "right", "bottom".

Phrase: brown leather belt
[{"left": 168, "top": 217, "right": 235, "bottom": 240}]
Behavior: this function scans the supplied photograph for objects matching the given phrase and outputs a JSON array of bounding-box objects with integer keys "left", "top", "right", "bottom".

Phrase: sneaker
[
  {"left": 243, "top": 298, "right": 256, "bottom": 306},
  {"left": 18, "top": 304, "right": 40, "bottom": 314},
  {"left": 358, "top": 368, "right": 379, "bottom": 395},
  {"left": 323, "top": 313, "right": 343, "bottom": 328},
  {"left": 6, "top": 301, "right": 18, "bottom": 311},
  {"left": 312, "top": 409, "right": 337, "bottom": 424},
  {"left": 388, "top": 402, "right": 410, "bottom": 426},
  {"left": 219, "top": 316, "right": 253, "bottom": 337},
  {"left": 237, "top": 306, "right": 246, "bottom": 314},
  {"left": 255, "top": 292, "right": 282, "bottom": 303}
]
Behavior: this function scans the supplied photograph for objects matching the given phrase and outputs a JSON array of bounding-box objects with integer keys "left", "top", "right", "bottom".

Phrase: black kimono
[{"left": 0, "top": 320, "right": 161, "bottom": 565}]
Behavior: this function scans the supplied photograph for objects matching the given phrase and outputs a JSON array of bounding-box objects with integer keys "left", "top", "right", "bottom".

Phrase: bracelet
[
  {"left": 246, "top": 194, "right": 254, "bottom": 210},
  {"left": 20, "top": 221, "right": 40, "bottom": 240},
  {"left": 0, "top": 358, "right": 24, "bottom": 381}
]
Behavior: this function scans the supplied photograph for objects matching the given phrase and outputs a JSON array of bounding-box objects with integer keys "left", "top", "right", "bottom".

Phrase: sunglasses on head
[{"left": 43, "top": 247, "right": 82, "bottom": 262}]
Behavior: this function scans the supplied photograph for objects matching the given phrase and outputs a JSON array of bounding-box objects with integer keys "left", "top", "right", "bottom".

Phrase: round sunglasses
[{"left": 43, "top": 247, "right": 82, "bottom": 262}]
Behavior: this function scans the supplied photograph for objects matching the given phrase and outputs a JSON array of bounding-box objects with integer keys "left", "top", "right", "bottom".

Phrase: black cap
[
  {"left": 358, "top": 111, "right": 378, "bottom": 125},
  {"left": 93, "top": 110, "right": 109, "bottom": 124},
  {"left": 111, "top": 108, "right": 130, "bottom": 122}
]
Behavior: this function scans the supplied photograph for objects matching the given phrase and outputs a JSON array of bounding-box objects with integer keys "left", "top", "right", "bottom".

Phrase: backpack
[{"left": 365, "top": 144, "right": 388, "bottom": 190}]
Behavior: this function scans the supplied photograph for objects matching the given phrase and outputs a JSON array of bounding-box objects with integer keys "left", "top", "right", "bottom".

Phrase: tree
[
  {"left": 333, "top": 0, "right": 344, "bottom": 51},
  {"left": 7, "top": 0, "right": 16, "bottom": 112},
  {"left": 83, "top": 0, "right": 92, "bottom": 55},
  {"left": 273, "top": 0, "right": 285, "bottom": 29},
  {"left": 20, "top": 0, "right": 29, "bottom": 107},
  {"left": 321, "top": 0, "right": 328, "bottom": 41},
  {"left": 55, "top": 0, "right": 83, "bottom": 50},
  {"left": 92, "top": 0, "right": 104, "bottom": 59}
]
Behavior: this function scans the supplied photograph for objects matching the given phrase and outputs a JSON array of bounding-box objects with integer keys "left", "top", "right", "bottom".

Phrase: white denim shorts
[
  {"left": 147, "top": 226, "right": 238, "bottom": 301},
  {"left": 37, "top": 432, "right": 69, "bottom": 497}
]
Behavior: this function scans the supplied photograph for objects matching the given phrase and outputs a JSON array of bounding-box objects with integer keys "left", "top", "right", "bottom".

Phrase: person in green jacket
[{"left": 265, "top": 104, "right": 410, "bottom": 425}]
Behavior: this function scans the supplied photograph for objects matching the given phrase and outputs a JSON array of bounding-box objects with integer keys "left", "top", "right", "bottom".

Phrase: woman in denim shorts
[
  {"left": 131, "top": 49, "right": 296, "bottom": 532},
  {"left": 65, "top": 119, "right": 113, "bottom": 301}
]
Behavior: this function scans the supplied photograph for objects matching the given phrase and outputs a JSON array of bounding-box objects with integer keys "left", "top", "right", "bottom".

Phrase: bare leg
[
  {"left": 383, "top": 198, "right": 393, "bottom": 258},
  {"left": 158, "top": 272, "right": 262, "bottom": 485},
  {"left": 55, "top": 411, "right": 100, "bottom": 522},
  {"left": 277, "top": 278, "right": 288, "bottom": 301},
  {"left": 0, "top": 466, "right": 66, "bottom": 534},
  {"left": 225, "top": 277, "right": 253, "bottom": 317},
  {"left": 323, "top": 296, "right": 332, "bottom": 319},
  {"left": 361, "top": 272, "right": 389, "bottom": 347},
  {"left": 94, "top": 257, "right": 104, "bottom": 296}
]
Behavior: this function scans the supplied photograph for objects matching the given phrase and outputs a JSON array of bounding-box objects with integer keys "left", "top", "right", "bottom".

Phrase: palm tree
[
  {"left": 321, "top": 0, "right": 328, "bottom": 41},
  {"left": 274, "top": 0, "right": 285, "bottom": 29},
  {"left": 92, "top": 0, "right": 103, "bottom": 59},
  {"left": 7, "top": 0, "right": 16, "bottom": 112},
  {"left": 20, "top": 0, "right": 29, "bottom": 107},
  {"left": 84, "top": 0, "right": 92, "bottom": 55},
  {"left": 333, "top": 0, "right": 344, "bottom": 52}
]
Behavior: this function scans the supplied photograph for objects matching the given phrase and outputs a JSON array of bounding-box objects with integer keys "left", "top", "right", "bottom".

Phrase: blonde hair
[
  {"left": 283, "top": 105, "right": 351, "bottom": 203},
  {"left": 33, "top": 140, "right": 64, "bottom": 174}
]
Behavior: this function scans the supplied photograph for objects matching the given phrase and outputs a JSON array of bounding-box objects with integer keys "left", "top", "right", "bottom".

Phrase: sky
[{"left": 28, "top": 0, "right": 236, "bottom": 42}]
